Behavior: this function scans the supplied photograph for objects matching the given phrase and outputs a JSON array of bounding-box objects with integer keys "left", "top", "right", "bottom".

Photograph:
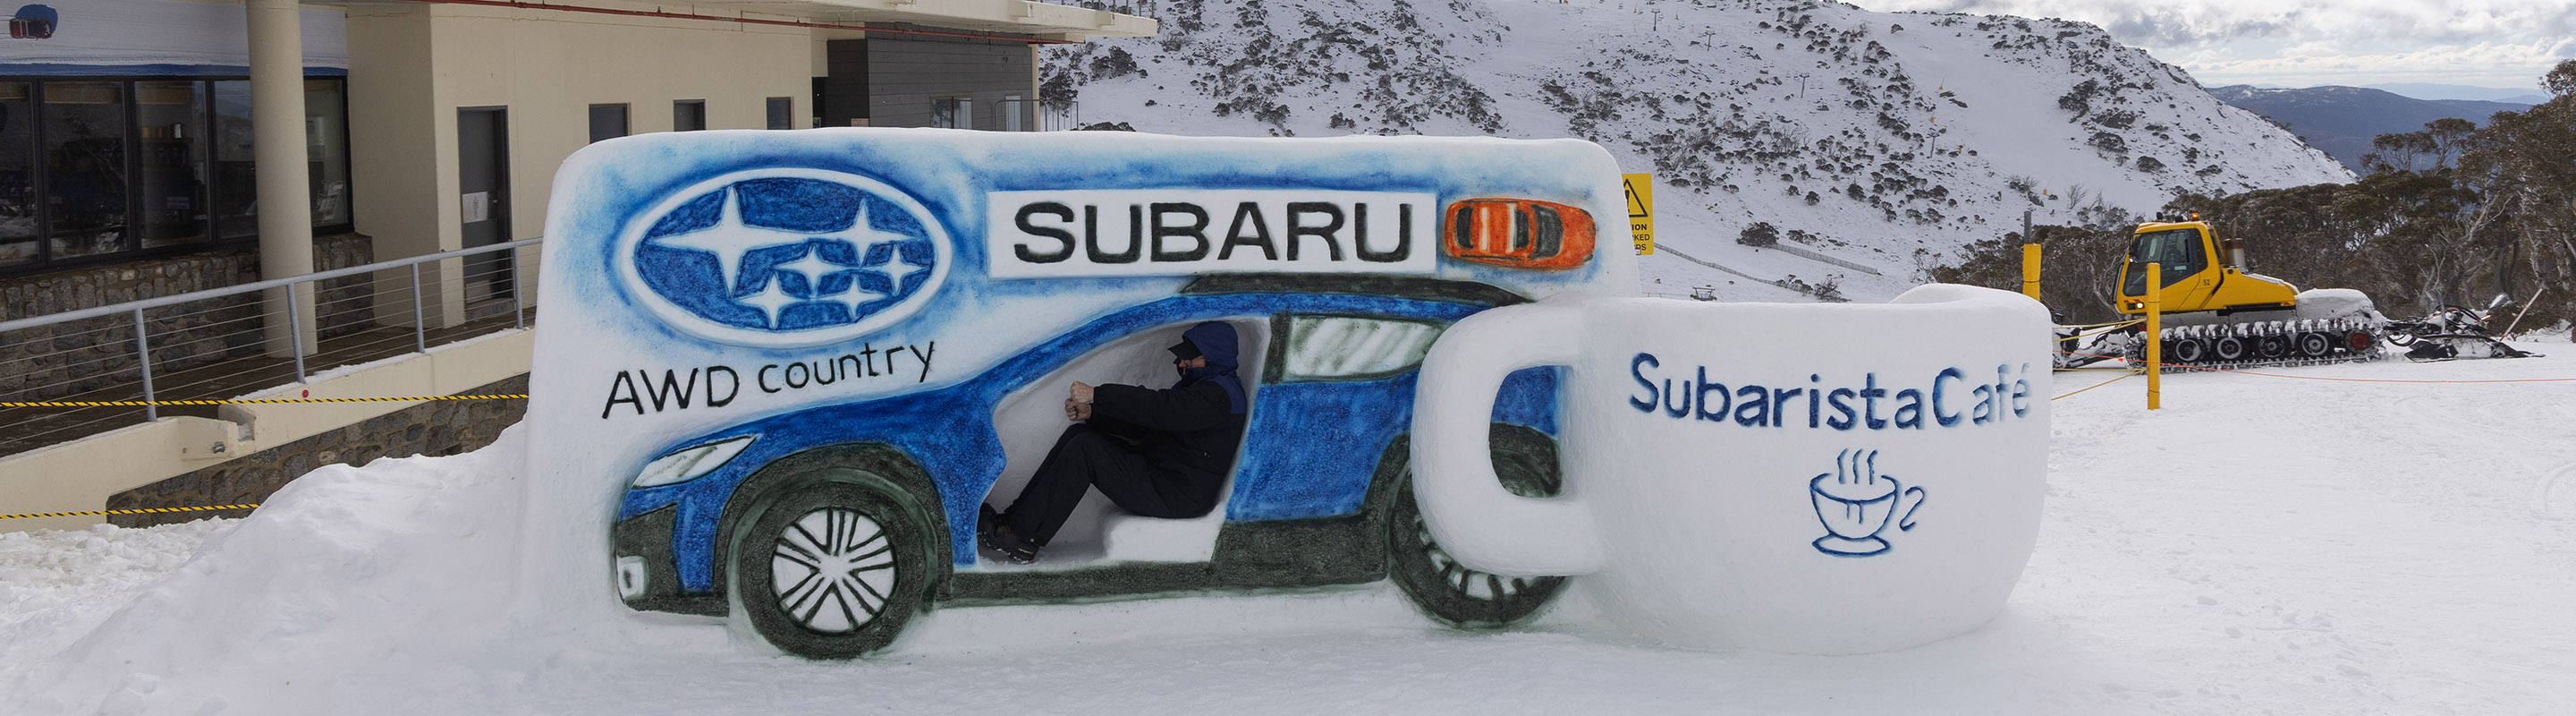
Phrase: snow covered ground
[{"left": 4, "top": 342, "right": 2574, "bottom": 714}]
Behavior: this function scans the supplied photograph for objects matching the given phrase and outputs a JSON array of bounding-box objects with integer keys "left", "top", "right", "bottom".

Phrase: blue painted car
[{"left": 608, "top": 274, "right": 1571, "bottom": 658}]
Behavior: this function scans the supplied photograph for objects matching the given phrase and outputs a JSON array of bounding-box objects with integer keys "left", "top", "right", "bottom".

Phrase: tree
[{"left": 1929, "top": 62, "right": 2576, "bottom": 335}]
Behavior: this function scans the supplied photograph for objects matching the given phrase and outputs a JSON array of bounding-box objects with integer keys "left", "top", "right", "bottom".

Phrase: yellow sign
[{"left": 1622, "top": 173, "right": 1654, "bottom": 255}]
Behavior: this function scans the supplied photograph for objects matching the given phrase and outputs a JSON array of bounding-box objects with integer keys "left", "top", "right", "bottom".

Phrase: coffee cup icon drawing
[{"left": 1810, "top": 449, "right": 1927, "bottom": 558}]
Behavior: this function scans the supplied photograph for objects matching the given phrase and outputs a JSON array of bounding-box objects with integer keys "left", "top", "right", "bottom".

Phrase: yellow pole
[
  {"left": 2020, "top": 243, "right": 2043, "bottom": 301},
  {"left": 2145, "top": 262, "right": 2161, "bottom": 410}
]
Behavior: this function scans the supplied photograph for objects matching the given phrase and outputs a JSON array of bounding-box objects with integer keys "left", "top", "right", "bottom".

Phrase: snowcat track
[{"left": 2119, "top": 318, "right": 2388, "bottom": 372}]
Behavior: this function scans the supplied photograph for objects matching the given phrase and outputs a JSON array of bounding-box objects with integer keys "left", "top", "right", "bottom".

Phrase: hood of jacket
[{"left": 1177, "top": 321, "right": 1248, "bottom": 414}]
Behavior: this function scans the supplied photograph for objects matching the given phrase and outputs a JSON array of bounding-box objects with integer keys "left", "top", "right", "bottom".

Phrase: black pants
[{"left": 1002, "top": 423, "right": 1219, "bottom": 547}]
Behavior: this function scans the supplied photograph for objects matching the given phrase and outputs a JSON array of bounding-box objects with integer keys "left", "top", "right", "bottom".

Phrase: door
[
  {"left": 1227, "top": 313, "right": 1447, "bottom": 520},
  {"left": 458, "top": 107, "right": 512, "bottom": 303}
]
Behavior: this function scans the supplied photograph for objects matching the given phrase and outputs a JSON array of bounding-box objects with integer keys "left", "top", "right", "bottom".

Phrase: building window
[
  {"left": 673, "top": 99, "right": 705, "bottom": 132},
  {"left": 589, "top": 104, "right": 628, "bottom": 143},
  {"left": 765, "top": 98, "right": 791, "bottom": 131},
  {"left": 1, "top": 81, "right": 36, "bottom": 268},
  {"left": 304, "top": 78, "right": 351, "bottom": 228},
  {"left": 44, "top": 81, "right": 127, "bottom": 260},
  {"left": 930, "top": 97, "right": 971, "bottom": 130},
  {"left": 1003, "top": 94, "right": 1024, "bottom": 132},
  {"left": 136, "top": 80, "right": 208, "bottom": 251},
  {"left": 0, "top": 75, "right": 353, "bottom": 277}
]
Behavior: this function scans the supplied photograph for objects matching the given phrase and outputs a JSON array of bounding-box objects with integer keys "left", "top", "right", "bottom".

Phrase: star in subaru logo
[{"left": 614, "top": 169, "right": 951, "bottom": 348}]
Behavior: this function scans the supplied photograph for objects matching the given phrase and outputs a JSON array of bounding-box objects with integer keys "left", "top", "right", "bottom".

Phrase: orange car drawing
[{"left": 1441, "top": 198, "right": 1596, "bottom": 269}]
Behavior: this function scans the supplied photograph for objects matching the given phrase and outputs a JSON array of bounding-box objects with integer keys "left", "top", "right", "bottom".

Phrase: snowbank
[
  {"left": 5, "top": 427, "right": 531, "bottom": 714},
  {"left": 7, "top": 346, "right": 2576, "bottom": 714}
]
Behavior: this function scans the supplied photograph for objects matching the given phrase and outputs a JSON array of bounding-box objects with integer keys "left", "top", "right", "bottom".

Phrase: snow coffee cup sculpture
[{"left": 1410, "top": 286, "right": 2051, "bottom": 654}]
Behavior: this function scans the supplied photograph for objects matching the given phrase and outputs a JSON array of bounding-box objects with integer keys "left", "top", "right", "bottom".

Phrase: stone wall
[
  {"left": 107, "top": 373, "right": 528, "bottom": 528},
  {"left": 0, "top": 234, "right": 375, "bottom": 402}
]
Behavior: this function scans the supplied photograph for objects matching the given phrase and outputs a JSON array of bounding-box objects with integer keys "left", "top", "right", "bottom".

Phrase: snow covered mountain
[
  {"left": 2208, "top": 84, "right": 2530, "bottom": 173},
  {"left": 1042, "top": 0, "right": 2352, "bottom": 302}
]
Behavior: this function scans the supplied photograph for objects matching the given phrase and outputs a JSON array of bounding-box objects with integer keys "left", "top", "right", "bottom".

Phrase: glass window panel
[
  {"left": 765, "top": 98, "right": 790, "bottom": 131},
  {"left": 44, "top": 81, "right": 128, "bottom": 260},
  {"left": 1, "top": 82, "right": 36, "bottom": 267},
  {"left": 213, "top": 81, "right": 255, "bottom": 240},
  {"left": 136, "top": 80, "right": 209, "bottom": 249},
  {"left": 930, "top": 98, "right": 956, "bottom": 129},
  {"left": 673, "top": 99, "right": 704, "bottom": 132},
  {"left": 305, "top": 78, "right": 350, "bottom": 228},
  {"left": 589, "top": 104, "right": 627, "bottom": 143}
]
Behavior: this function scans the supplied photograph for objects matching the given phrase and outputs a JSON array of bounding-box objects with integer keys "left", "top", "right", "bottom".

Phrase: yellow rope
[
  {"left": 2052, "top": 370, "right": 2140, "bottom": 401},
  {"left": 0, "top": 395, "right": 526, "bottom": 407},
  {"left": 0, "top": 504, "right": 260, "bottom": 521}
]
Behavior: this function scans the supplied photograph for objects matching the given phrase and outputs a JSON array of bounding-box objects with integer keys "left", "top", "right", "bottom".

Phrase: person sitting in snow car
[{"left": 979, "top": 321, "right": 1250, "bottom": 564}]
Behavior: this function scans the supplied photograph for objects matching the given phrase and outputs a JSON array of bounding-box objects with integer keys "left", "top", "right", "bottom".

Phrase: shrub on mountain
[
  {"left": 1739, "top": 222, "right": 1780, "bottom": 248},
  {"left": 1088, "top": 47, "right": 1146, "bottom": 80},
  {"left": 2089, "top": 132, "right": 2129, "bottom": 155}
]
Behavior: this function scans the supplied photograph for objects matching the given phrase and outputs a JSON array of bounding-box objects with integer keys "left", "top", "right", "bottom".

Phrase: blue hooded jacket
[
  {"left": 1175, "top": 321, "right": 1248, "bottom": 414},
  {"left": 1089, "top": 320, "right": 1253, "bottom": 484}
]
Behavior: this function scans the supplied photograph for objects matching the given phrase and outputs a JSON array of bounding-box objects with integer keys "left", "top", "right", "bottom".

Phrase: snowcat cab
[{"left": 2114, "top": 219, "right": 2297, "bottom": 316}]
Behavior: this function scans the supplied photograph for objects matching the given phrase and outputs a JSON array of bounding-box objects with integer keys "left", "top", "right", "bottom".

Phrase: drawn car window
[
  {"left": 1531, "top": 204, "right": 1563, "bottom": 259},
  {"left": 1282, "top": 316, "right": 1443, "bottom": 380},
  {"left": 1511, "top": 204, "right": 1530, "bottom": 252}
]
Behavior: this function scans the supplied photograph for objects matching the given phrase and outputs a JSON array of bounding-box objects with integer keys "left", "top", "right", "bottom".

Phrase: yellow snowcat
[
  {"left": 2057, "top": 218, "right": 2385, "bottom": 368},
  {"left": 2115, "top": 220, "right": 2296, "bottom": 317}
]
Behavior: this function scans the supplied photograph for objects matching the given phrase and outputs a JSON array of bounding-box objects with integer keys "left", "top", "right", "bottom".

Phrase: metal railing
[{"left": 0, "top": 239, "right": 541, "bottom": 456}]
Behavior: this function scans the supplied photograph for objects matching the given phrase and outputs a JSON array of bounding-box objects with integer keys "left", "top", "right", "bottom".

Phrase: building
[{"left": 0, "top": 0, "right": 1154, "bottom": 532}]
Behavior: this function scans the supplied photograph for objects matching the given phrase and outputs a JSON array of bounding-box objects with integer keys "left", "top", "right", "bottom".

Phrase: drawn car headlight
[{"left": 631, "top": 436, "right": 756, "bottom": 488}]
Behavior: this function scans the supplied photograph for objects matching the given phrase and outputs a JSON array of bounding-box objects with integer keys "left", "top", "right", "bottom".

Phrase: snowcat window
[
  {"left": 2130, "top": 229, "right": 2199, "bottom": 267},
  {"left": 1451, "top": 205, "right": 1476, "bottom": 250},
  {"left": 2126, "top": 228, "right": 2204, "bottom": 289},
  {"left": 1530, "top": 205, "right": 1563, "bottom": 259}
]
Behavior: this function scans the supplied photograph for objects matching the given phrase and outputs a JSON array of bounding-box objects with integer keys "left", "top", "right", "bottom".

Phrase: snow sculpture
[
  {"left": 1411, "top": 286, "right": 2053, "bottom": 654},
  {"left": 523, "top": 129, "right": 1637, "bottom": 657}
]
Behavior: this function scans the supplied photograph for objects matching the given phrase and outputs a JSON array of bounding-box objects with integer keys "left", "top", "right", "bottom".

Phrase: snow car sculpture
[{"left": 527, "top": 130, "right": 1636, "bottom": 658}]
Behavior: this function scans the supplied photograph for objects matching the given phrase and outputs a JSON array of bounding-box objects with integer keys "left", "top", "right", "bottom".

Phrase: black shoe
[{"left": 978, "top": 505, "right": 1038, "bottom": 565}]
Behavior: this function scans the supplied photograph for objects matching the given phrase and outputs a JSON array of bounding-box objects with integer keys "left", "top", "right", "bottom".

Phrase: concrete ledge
[{"left": 0, "top": 328, "right": 532, "bottom": 533}]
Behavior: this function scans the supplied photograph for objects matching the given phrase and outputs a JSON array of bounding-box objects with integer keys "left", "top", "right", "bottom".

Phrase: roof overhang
[
  {"left": 688, "top": 1, "right": 1155, "bottom": 39},
  {"left": 317, "top": 0, "right": 1157, "bottom": 41}
]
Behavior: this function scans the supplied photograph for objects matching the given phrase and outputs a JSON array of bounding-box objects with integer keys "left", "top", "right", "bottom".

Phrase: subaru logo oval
[{"left": 614, "top": 169, "right": 951, "bottom": 348}]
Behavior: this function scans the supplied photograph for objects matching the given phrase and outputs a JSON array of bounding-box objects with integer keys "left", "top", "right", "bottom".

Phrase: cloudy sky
[{"left": 1849, "top": 1, "right": 2574, "bottom": 94}]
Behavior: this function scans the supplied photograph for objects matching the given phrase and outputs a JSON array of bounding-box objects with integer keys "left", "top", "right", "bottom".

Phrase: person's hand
[
  {"left": 1063, "top": 396, "right": 1093, "bottom": 422},
  {"left": 1070, "top": 381, "right": 1095, "bottom": 404}
]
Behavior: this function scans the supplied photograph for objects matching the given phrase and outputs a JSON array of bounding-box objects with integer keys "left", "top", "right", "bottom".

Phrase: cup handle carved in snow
[{"left": 1409, "top": 300, "right": 1605, "bottom": 577}]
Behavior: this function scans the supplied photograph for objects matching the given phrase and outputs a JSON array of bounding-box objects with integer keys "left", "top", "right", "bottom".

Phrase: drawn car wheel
[
  {"left": 2296, "top": 332, "right": 2333, "bottom": 357},
  {"left": 2213, "top": 336, "right": 2248, "bottom": 362},
  {"left": 1386, "top": 424, "right": 1569, "bottom": 628},
  {"left": 732, "top": 479, "right": 928, "bottom": 659}
]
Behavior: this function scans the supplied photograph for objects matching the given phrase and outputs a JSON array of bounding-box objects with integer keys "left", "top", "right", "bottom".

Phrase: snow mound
[
  {"left": 6, "top": 426, "right": 531, "bottom": 715},
  {"left": 0, "top": 520, "right": 239, "bottom": 682}
]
